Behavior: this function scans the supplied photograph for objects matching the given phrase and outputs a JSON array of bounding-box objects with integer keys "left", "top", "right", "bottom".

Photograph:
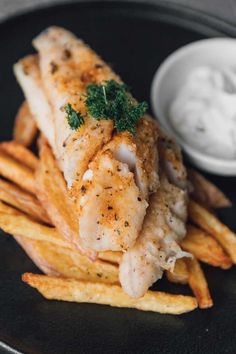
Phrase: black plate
[{"left": 0, "top": 1, "right": 236, "bottom": 353}]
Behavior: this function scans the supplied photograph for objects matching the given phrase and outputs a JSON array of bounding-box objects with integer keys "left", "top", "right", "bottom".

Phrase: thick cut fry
[
  {"left": 36, "top": 142, "right": 79, "bottom": 245},
  {"left": 0, "top": 141, "right": 38, "bottom": 170},
  {"left": 50, "top": 245, "right": 119, "bottom": 284},
  {"left": 0, "top": 206, "right": 118, "bottom": 283},
  {"left": 0, "top": 178, "right": 51, "bottom": 224},
  {"left": 0, "top": 200, "right": 22, "bottom": 215},
  {"left": 180, "top": 225, "right": 232, "bottom": 269},
  {"left": 56, "top": 245, "right": 119, "bottom": 284},
  {"left": 13, "top": 101, "right": 38, "bottom": 147},
  {"left": 187, "top": 258, "right": 213, "bottom": 309},
  {"left": 166, "top": 259, "right": 189, "bottom": 284},
  {"left": 14, "top": 235, "right": 64, "bottom": 277},
  {"left": 188, "top": 169, "right": 231, "bottom": 208},
  {"left": 14, "top": 236, "right": 117, "bottom": 284},
  {"left": 36, "top": 142, "right": 96, "bottom": 259},
  {"left": 98, "top": 251, "right": 122, "bottom": 265},
  {"left": 22, "top": 273, "right": 198, "bottom": 314},
  {"left": 0, "top": 210, "right": 72, "bottom": 249},
  {"left": 0, "top": 151, "right": 35, "bottom": 194},
  {"left": 189, "top": 200, "right": 236, "bottom": 263}
]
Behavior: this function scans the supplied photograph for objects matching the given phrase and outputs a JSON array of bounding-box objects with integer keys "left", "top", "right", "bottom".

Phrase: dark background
[{"left": 1, "top": 0, "right": 236, "bottom": 28}]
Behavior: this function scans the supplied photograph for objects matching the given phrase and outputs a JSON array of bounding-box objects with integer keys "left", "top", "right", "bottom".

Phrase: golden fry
[
  {"left": 0, "top": 206, "right": 118, "bottom": 283},
  {"left": 0, "top": 209, "right": 72, "bottom": 249},
  {"left": 14, "top": 235, "right": 66, "bottom": 277},
  {"left": 188, "top": 169, "right": 231, "bottom": 208},
  {"left": 189, "top": 200, "right": 236, "bottom": 263},
  {"left": 0, "top": 178, "right": 51, "bottom": 224},
  {"left": 13, "top": 101, "right": 38, "bottom": 147},
  {"left": 0, "top": 200, "right": 22, "bottom": 215},
  {"left": 98, "top": 251, "right": 122, "bottom": 264},
  {"left": 0, "top": 151, "right": 35, "bottom": 194},
  {"left": 22, "top": 273, "right": 198, "bottom": 314},
  {"left": 15, "top": 236, "right": 117, "bottom": 284},
  {"left": 180, "top": 225, "right": 232, "bottom": 269},
  {"left": 166, "top": 259, "right": 189, "bottom": 284},
  {"left": 187, "top": 258, "right": 213, "bottom": 309},
  {"left": 0, "top": 141, "right": 38, "bottom": 170},
  {"left": 36, "top": 141, "right": 79, "bottom": 245},
  {"left": 47, "top": 243, "right": 119, "bottom": 284},
  {"left": 36, "top": 142, "right": 95, "bottom": 259}
]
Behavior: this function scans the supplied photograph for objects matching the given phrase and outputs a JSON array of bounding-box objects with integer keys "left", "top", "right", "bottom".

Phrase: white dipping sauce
[{"left": 169, "top": 66, "right": 236, "bottom": 159}]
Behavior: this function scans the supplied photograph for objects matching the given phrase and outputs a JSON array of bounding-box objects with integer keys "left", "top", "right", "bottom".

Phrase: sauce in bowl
[{"left": 169, "top": 66, "right": 236, "bottom": 160}]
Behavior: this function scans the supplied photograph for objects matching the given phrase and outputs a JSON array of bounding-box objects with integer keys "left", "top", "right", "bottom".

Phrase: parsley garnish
[
  {"left": 85, "top": 80, "right": 148, "bottom": 134},
  {"left": 65, "top": 103, "right": 84, "bottom": 130},
  {"left": 65, "top": 80, "right": 148, "bottom": 134}
]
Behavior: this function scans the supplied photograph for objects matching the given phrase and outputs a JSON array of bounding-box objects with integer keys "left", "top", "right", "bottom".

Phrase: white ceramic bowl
[{"left": 151, "top": 38, "right": 236, "bottom": 175}]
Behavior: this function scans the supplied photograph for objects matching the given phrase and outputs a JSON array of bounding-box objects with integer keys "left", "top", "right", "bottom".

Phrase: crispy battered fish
[
  {"left": 14, "top": 27, "right": 159, "bottom": 251},
  {"left": 119, "top": 178, "right": 189, "bottom": 298},
  {"left": 119, "top": 137, "right": 189, "bottom": 298},
  {"left": 79, "top": 133, "right": 148, "bottom": 251},
  {"left": 32, "top": 26, "right": 119, "bottom": 188},
  {"left": 14, "top": 55, "right": 55, "bottom": 149},
  {"left": 79, "top": 119, "right": 159, "bottom": 251},
  {"left": 158, "top": 130, "right": 187, "bottom": 190}
]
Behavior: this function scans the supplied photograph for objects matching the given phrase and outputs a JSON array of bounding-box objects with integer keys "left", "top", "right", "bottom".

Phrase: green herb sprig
[
  {"left": 65, "top": 80, "right": 148, "bottom": 134},
  {"left": 85, "top": 80, "right": 148, "bottom": 134},
  {"left": 65, "top": 103, "right": 84, "bottom": 130}
]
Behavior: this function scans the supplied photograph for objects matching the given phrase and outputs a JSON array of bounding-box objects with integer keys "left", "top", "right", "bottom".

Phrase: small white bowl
[{"left": 151, "top": 38, "right": 236, "bottom": 176}]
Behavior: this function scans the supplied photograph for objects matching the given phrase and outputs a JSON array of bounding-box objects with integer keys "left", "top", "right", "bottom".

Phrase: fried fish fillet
[
  {"left": 79, "top": 118, "right": 160, "bottom": 251},
  {"left": 14, "top": 55, "right": 55, "bottom": 149},
  {"left": 79, "top": 135, "right": 148, "bottom": 251},
  {"left": 14, "top": 27, "right": 159, "bottom": 251},
  {"left": 119, "top": 179, "right": 189, "bottom": 298},
  {"left": 32, "top": 26, "right": 119, "bottom": 188},
  {"left": 119, "top": 136, "right": 189, "bottom": 298}
]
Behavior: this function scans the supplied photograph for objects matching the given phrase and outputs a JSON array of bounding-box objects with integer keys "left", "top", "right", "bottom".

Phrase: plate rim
[{"left": 1, "top": 0, "right": 236, "bottom": 37}]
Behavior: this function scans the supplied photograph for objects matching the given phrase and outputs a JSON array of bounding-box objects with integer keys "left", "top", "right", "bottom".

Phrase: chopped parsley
[
  {"left": 85, "top": 80, "right": 148, "bottom": 134},
  {"left": 65, "top": 103, "right": 84, "bottom": 130},
  {"left": 65, "top": 80, "right": 148, "bottom": 134}
]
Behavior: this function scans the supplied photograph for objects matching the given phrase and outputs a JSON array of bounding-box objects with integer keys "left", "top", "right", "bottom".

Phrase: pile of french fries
[{"left": 0, "top": 102, "right": 235, "bottom": 315}]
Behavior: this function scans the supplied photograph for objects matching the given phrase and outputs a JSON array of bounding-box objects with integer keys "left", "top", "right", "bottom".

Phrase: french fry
[
  {"left": 98, "top": 251, "right": 122, "bottom": 264},
  {"left": 0, "top": 151, "right": 35, "bottom": 194},
  {"left": 187, "top": 258, "right": 213, "bottom": 309},
  {"left": 189, "top": 200, "right": 236, "bottom": 263},
  {"left": 36, "top": 142, "right": 96, "bottom": 259},
  {"left": 0, "top": 205, "right": 118, "bottom": 284},
  {"left": 166, "top": 259, "right": 189, "bottom": 284},
  {"left": 188, "top": 169, "right": 231, "bottom": 208},
  {"left": 14, "top": 235, "right": 64, "bottom": 277},
  {"left": 45, "top": 244, "right": 118, "bottom": 284},
  {"left": 57, "top": 245, "right": 119, "bottom": 284},
  {"left": 0, "top": 141, "right": 38, "bottom": 170},
  {"left": 22, "top": 273, "right": 198, "bottom": 314},
  {"left": 0, "top": 178, "right": 51, "bottom": 224},
  {"left": 180, "top": 225, "right": 232, "bottom": 269},
  {"left": 13, "top": 101, "right": 38, "bottom": 147},
  {"left": 36, "top": 141, "right": 79, "bottom": 246},
  {"left": 0, "top": 209, "right": 72, "bottom": 249},
  {"left": 15, "top": 236, "right": 117, "bottom": 284},
  {"left": 0, "top": 200, "right": 22, "bottom": 215}
]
